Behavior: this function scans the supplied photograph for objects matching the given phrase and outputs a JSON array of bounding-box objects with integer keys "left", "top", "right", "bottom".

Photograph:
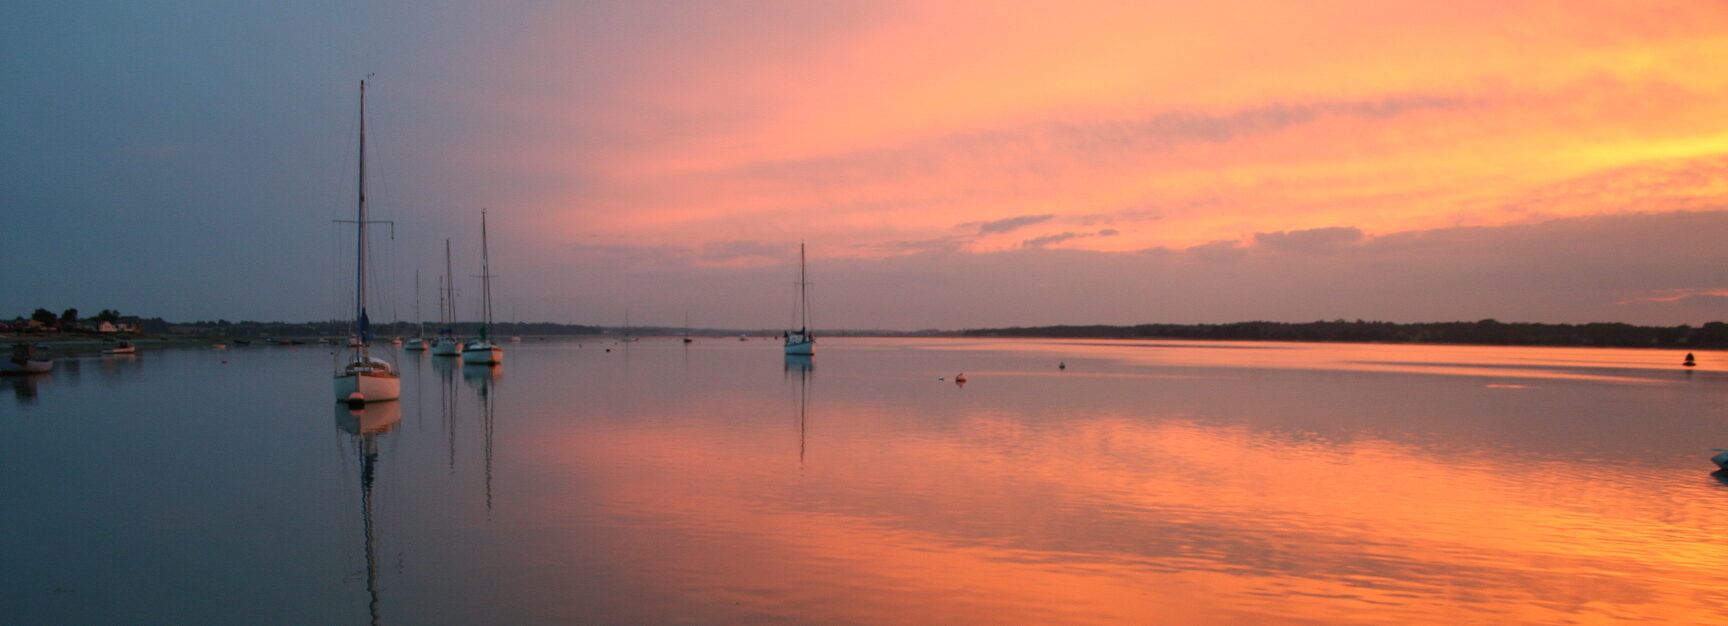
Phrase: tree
[
  {"left": 32, "top": 308, "right": 56, "bottom": 325},
  {"left": 60, "top": 308, "right": 79, "bottom": 324},
  {"left": 97, "top": 309, "right": 121, "bottom": 323}
]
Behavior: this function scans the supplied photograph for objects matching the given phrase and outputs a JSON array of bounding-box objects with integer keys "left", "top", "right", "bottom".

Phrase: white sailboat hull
[
  {"left": 430, "top": 338, "right": 461, "bottom": 356},
  {"left": 784, "top": 336, "right": 814, "bottom": 356},
  {"left": 403, "top": 338, "right": 427, "bottom": 351},
  {"left": 334, "top": 370, "right": 401, "bottom": 403},
  {"left": 462, "top": 343, "right": 503, "bottom": 365}
]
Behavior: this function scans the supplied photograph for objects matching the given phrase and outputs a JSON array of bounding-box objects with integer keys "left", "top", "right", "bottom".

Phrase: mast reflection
[
  {"left": 434, "top": 354, "right": 458, "bottom": 472},
  {"left": 333, "top": 401, "right": 401, "bottom": 626},
  {"left": 463, "top": 363, "right": 501, "bottom": 512},
  {"left": 785, "top": 355, "right": 813, "bottom": 467}
]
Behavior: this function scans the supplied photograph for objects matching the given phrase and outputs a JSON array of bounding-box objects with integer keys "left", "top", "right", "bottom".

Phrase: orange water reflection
[
  {"left": 941, "top": 338, "right": 1717, "bottom": 384},
  {"left": 508, "top": 341, "right": 1728, "bottom": 624}
]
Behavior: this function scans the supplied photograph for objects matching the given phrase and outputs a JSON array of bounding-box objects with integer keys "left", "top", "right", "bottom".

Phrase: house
[{"left": 98, "top": 321, "right": 118, "bottom": 333}]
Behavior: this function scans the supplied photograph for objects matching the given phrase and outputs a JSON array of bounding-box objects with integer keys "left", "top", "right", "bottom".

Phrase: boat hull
[
  {"left": 462, "top": 344, "right": 504, "bottom": 365},
  {"left": 784, "top": 337, "right": 814, "bottom": 356},
  {"left": 1, "top": 359, "right": 53, "bottom": 375},
  {"left": 403, "top": 338, "right": 427, "bottom": 351},
  {"left": 430, "top": 339, "right": 461, "bottom": 356},
  {"left": 334, "top": 371, "right": 400, "bottom": 403}
]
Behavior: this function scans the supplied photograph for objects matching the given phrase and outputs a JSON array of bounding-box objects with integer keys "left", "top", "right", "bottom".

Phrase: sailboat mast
[
  {"left": 479, "top": 209, "right": 492, "bottom": 340},
  {"left": 355, "top": 78, "right": 370, "bottom": 357},
  {"left": 444, "top": 238, "right": 455, "bottom": 334},
  {"left": 798, "top": 242, "right": 809, "bottom": 333}
]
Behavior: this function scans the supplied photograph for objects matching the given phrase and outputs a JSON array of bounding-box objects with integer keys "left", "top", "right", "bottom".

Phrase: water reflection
[
  {"left": 334, "top": 401, "right": 401, "bottom": 626},
  {"left": 463, "top": 363, "right": 500, "bottom": 512},
  {"left": 785, "top": 355, "right": 812, "bottom": 466},
  {"left": 8, "top": 372, "right": 46, "bottom": 404},
  {"left": 7, "top": 339, "right": 1728, "bottom": 624}
]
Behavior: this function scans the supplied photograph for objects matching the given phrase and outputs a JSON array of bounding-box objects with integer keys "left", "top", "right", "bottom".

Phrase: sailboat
[
  {"left": 431, "top": 239, "right": 462, "bottom": 356},
  {"left": 784, "top": 243, "right": 815, "bottom": 356},
  {"left": 404, "top": 270, "right": 427, "bottom": 351},
  {"left": 461, "top": 209, "right": 503, "bottom": 365},
  {"left": 333, "top": 77, "right": 401, "bottom": 404}
]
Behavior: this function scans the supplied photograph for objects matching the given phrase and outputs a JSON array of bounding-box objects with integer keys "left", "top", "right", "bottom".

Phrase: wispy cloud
[
  {"left": 962, "top": 214, "right": 1055, "bottom": 235},
  {"left": 1253, "top": 226, "right": 1365, "bottom": 253}
]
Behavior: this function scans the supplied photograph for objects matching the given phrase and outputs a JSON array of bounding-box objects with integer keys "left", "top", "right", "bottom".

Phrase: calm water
[{"left": 5, "top": 337, "right": 1728, "bottom": 624}]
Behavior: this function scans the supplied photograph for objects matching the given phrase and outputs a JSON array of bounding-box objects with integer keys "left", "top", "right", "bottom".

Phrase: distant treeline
[
  {"left": 164, "top": 319, "right": 607, "bottom": 337},
  {"left": 962, "top": 319, "right": 1728, "bottom": 349}
]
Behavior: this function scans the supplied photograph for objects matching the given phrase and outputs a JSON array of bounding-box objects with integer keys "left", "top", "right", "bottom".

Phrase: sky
[{"left": 5, "top": 0, "right": 1728, "bottom": 330}]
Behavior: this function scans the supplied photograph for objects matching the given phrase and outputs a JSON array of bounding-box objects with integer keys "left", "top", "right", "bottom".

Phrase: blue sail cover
[{"left": 358, "top": 309, "right": 371, "bottom": 341}]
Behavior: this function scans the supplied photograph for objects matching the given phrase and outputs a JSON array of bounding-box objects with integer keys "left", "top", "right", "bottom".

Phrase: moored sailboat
[
  {"left": 784, "top": 243, "right": 815, "bottom": 356},
  {"left": 461, "top": 209, "right": 503, "bottom": 365},
  {"left": 404, "top": 270, "right": 427, "bottom": 351},
  {"left": 431, "top": 239, "right": 462, "bottom": 356},
  {"left": 333, "top": 77, "right": 400, "bottom": 404}
]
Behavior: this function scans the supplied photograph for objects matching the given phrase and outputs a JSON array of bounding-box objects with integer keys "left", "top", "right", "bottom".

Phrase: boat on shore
[{"left": 103, "top": 340, "right": 137, "bottom": 355}]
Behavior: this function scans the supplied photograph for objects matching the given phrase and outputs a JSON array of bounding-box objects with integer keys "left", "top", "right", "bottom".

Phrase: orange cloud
[{"left": 447, "top": 1, "right": 1728, "bottom": 259}]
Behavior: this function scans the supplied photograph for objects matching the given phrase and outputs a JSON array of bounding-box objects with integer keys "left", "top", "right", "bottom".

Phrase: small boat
[
  {"left": 232, "top": 339, "right": 252, "bottom": 345},
  {"left": 403, "top": 338, "right": 427, "bottom": 351},
  {"left": 1713, "top": 448, "right": 1728, "bottom": 470},
  {"left": 103, "top": 341, "right": 137, "bottom": 355},
  {"left": 391, "top": 337, "right": 403, "bottom": 346},
  {"left": 212, "top": 343, "right": 229, "bottom": 350},
  {"left": 2, "top": 343, "right": 53, "bottom": 375},
  {"left": 1684, "top": 352, "right": 1697, "bottom": 367},
  {"left": 511, "top": 336, "right": 522, "bottom": 344},
  {"left": 460, "top": 209, "right": 504, "bottom": 366},
  {"left": 783, "top": 243, "right": 815, "bottom": 356}
]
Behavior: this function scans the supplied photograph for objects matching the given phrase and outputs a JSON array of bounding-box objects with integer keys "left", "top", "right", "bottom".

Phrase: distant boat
[
  {"left": 511, "top": 336, "right": 522, "bottom": 343},
  {"left": 103, "top": 340, "right": 137, "bottom": 355},
  {"left": 2, "top": 342, "right": 53, "bottom": 375},
  {"left": 1684, "top": 352, "right": 1697, "bottom": 367},
  {"left": 431, "top": 239, "right": 462, "bottom": 357},
  {"left": 1714, "top": 448, "right": 1728, "bottom": 470},
  {"left": 232, "top": 339, "right": 252, "bottom": 345},
  {"left": 461, "top": 209, "right": 503, "bottom": 365},
  {"left": 784, "top": 243, "right": 814, "bottom": 356},
  {"left": 682, "top": 313, "right": 694, "bottom": 344},
  {"left": 405, "top": 270, "right": 427, "bottom": 351},
  {"left": 332, "top": 77, "right": 400, "bottom": 405},
  {"left": 212, "top": 343, "right": 228, "bottom": 350}
]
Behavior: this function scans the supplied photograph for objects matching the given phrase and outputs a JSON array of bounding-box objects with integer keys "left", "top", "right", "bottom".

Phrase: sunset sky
[{"left": 6, "top": 1, "right": 1728, "bottom": 329}]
